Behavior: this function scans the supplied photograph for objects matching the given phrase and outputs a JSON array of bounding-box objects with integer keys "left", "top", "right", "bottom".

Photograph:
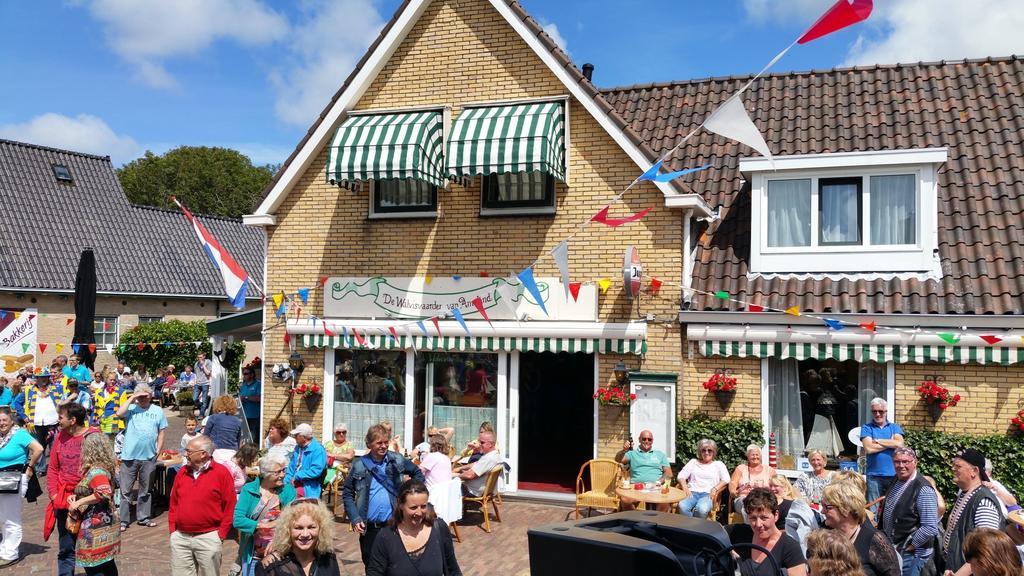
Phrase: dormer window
[
  {"left": 745, "top": 148, "right": 946, "bottom": 274},
  {"left": 52, "top": 164, "right": 72, "bottom": 182}
]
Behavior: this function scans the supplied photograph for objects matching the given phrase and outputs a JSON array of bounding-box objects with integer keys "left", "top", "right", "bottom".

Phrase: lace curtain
[{"left": 767, "top": 358, "right": 806, "bottom": 457}]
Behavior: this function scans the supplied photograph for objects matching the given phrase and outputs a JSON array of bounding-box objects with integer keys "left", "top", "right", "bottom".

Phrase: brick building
[
  {"left": 245, "top": 0, "right": 1024, "bottom": 494},
  {"left": 0, "top": 139, "right": 264, "bottom": 372}
]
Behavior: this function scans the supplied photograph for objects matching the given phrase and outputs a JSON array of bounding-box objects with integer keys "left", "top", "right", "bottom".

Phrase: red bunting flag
[
  {"left": 471, "top": 296, "right": 492, "bottom": 326},
  {"left": 324, "top": 325, "right": 335, "bottom": 337},
  {"left": 649, "top": 278, "right": 663, "bottom": 295},
  {"left": 479, "top": 271, "right": 489, "bottom": 277},
  {"left": 352, "top": 330, "right": 366, "bottom": 346},
  {"left": 319, "top": 276, "right": 328, "bottom": 286},
  {"left": 798, "top": 0, "right": 873, "bottom": 44},
  {"left": 136, "top": 343, "right": 145, "bottom": 351},
  {"left": 859, "top": 321, "right": 877, "bottom": 332},
  {"left": 88, "top": 343, "right": 97, "bottom": 353},
  {"left": 66, "top": 318, "right": 74, "bottom": 326},
  {"left": 388, "top": 326, "right": 400, "bottom": 342},
  {"left": 39, "top": 343, "right": 47, "bottom": 353},
  {"left": 590, "top": 206, "right": 652, "bottom": 227},
  {"left": 568, "top": 282, "right": 581, "bottom": 302},
  {"left": 980, "top": 335, "right": 1003, "bottom": 345},
  {"left": 747, "top": 304, "right": 765, "bottom": 312},
  {"left": 283, "top": 332, "right": 291, "bottom": 344},
  {"left": 431, "top": 316, "right": 441, "bottom": 335}
]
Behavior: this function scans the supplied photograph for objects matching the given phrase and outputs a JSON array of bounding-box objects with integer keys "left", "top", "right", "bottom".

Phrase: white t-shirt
[
  {"left": 34, "top": 393, "right": 59, "bottom": 426},
  {"left": 465, "top": 450, "right": 503, "bottom": 496},
  {"left": 420, "top": 451, "right": 453, "bottom": 488},
  {"left": 677, "top": 459, "right": 730, "bottom": 494}
]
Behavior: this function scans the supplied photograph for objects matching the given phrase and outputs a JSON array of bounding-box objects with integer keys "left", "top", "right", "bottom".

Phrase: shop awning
[
  {"left": 446, "top": 101, "right": 566, "bottom": 181},
  {"left": 697, "top": 340, "right": 1023, "bottom": 365},
  {"left": 326, "top": 110, "right": 446, "bottom": 187},
  {"left": 299, "top": 333, "right": 645, "bottom": 354}
]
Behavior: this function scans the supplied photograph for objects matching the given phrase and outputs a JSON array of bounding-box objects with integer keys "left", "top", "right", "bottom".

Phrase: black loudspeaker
[{"left": 528, "top": 510, "right": 734, "bottom": 576}]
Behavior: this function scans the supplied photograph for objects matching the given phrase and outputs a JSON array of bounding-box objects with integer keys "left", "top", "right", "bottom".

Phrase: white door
[{"left": 630, "top": 382, "right": 676, "bottom": 462}]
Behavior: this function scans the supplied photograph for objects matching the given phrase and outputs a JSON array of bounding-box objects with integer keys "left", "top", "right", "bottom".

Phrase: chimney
[{"left": 582, "top": 63, "right": 594, "bottom": 82}]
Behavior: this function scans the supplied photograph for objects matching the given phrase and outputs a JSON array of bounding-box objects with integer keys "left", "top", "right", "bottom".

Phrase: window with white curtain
[
  {"left": 870, "top": 174, "right": 916, "bottom": 245},
  {"left": 820, "top": 178, "right": 862, "bottom": 245},
  {"left": 767, "top": 179, "right": 811, "bottom": 247}
]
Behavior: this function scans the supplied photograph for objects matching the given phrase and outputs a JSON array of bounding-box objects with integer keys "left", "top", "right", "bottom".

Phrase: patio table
[{"left": 615, "top": 485, "right": 686, "bottom": 510}]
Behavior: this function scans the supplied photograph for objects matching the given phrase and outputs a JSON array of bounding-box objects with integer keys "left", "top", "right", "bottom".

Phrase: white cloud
[
  {"left": 842, "top": 0, "right": 1024, "bottom": 66},
  {"left": 0, "top": 113, "right": 141, "bottom": 165},
  {"left": 83, "top": 0, "right": 289, "bottom": 88},
  {"left": 270, "top": 0, "right": 386, "bottom": 127},
  {"left": 538, "top": 18, "right": 567, "bottom": 52},
  {"left": 741, "top": 0, "right": 833, "bottom": 24}
]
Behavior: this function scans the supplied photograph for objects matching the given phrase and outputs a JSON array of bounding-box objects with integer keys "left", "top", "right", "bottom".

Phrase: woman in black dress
[
  {"left": 366, "top": 479, "right": 462, "bottom": 576},
  {"left": 726, "top": 487, "right": 809, "bottom": 576}
]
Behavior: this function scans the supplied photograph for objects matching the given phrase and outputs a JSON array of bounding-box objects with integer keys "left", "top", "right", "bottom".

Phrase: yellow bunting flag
[
  {"left": 424, "top": 275, "right": 433, "bottom": 284},
  {"left": 271, "top": 293, "right": 284, "bottom": 309},
  {"left": 12, "top": 312, "right": 19, "bottom": 320},
  {"left": 597, "top": 278, "right": 612, "bottom": 293},
  {"left": 56, "top": 343, "right": 64, "bottom": 353},
  {"left": 784, "top": 306, "right": 801, "bottom": 317},
  {"left": 150, "top": 343, "right": 159, "bottom": 350}
]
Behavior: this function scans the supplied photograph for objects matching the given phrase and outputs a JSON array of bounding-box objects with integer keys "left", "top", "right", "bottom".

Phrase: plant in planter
[
  {"left": 918, "top": 377, "right": 960, "bottom": 411},
  {"left": 1011, "top": 409, "right": 1024, "bottom": 432},
  {"left": 702, "top": 369, "right": 738, "bottom": 393},
  {"left": 593, "top": 385, "right": 635, "bottom": 407}
]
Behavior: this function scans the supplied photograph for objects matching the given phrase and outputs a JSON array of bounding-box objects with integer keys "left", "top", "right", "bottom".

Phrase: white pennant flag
[
  {"left": 403, "top": 325, "right": 417, "bottom": 353},
  {"left": 703, "top": 95, "right": 773, "bottom": 164},
  {"left": 550, "top": 240, "right": 571, "bottom": 301}
]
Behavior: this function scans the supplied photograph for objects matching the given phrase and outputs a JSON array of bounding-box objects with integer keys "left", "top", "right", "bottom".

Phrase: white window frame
[
  {"left": 138, "top": 315, "right": 164, "bottom": 324},
  {"left": 94, "top": 316, "right": 119, "bottom": 347},
  {"left": 759, "top": 357, "right": 895, "bottom": 475},
  {"left": 745, "top": 148, "right": 945, "bottom": 274}
]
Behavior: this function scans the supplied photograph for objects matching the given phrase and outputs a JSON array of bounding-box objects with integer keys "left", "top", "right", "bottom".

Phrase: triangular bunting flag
[
  {"left": 136, "top": 343, "right": 145, "bottom": 351},
  {"left": 318, "top": 276, "right": 328, "bottom": 286},
  {"left": 341, "top": 326, "right": 349, "bottom": 346},
  {"left": 638, "top": 160, "right": 664, "bottom": 182},
  {"left": 980, "top": 335, "right": 1003, "bottom": 345},
  {"left": 590, "top": 206, "right": 653, "bottom": 227},
  {"left": 452, "top": 275, "right": 461, "bottom": 281},
  {"left": 424, "top": 276, "right": 433, "bottom": 284},
  {"left": 597, "top": 278, "right": 611, "bottom": 293},
  {"left": 66, "top": 318, "right": 74, "bottom": 326},
  {"left": 824, "top": 319, "right": 844, "bottom": 331},
  {"left": 650, "top": 278, "right": 663, "bottom": 295},
  {"left": 0, "top": 312, "right": 6, "bottom": 320},
  {"left": 640, "top": 162, "right": 714, "bottom": 183},
  {"left": 471, "top": 296, "right": 492, "bottom": 326},
  {"left": 352, "top": 330, "right": 366, "bottom": 347},
  {"left": 403, "top": 326, "right": 417, "bottom": 353},
  {"left": 784, "top": 306, "right": 801, "bottom": 317},
  {"left": 164, "top": 342, "right": 173, "bottom": 348},
  {"left": 551, "top": 241, "right": 571, "bottom": 301},
  {"left": 73, "top": 344, "right": 81, "bottom": 354},
  {"left": 714, "top": 291, "right": 729, "bottom": 300},
  {"left": 283, "top": 332, "right": 291, "bottom": 344},
  {"left": 149, "top": 343, "right": 158, "bottom": 350},
  {"left": 568, "top": 282, "right": 581, "bottom": 302},
  {"left": 938, "top": 333, "right": 960, "bottom": 345},
  {"left": 451, "top": 307, "right": 472, "bottom": 337},
  {"left": 56, "top": 343, "right": 64, "bottom": 353},
  {"left": 479, "top": 271, "right": 488, "bottom": 277},
  {"left": 20, "top": 343, "right": 29, "bottom": 353},
  {"left": 276, "top": 302, "right": 286, "bottom": 318},
  {"left": 12, "top": 313, "right": 19, "bottom": 320},
  {"left": 747, "top": 304, "right": 764, "bottom": 312},
  {"left": 387, "top": 326, "right": 400, "bottom": 344},
  {"left": 798, "top": 0, "right": 873, "bottom": 44},
  {"left": 703, "top": 95, "right": 773, "bottom": 162},
  {"left": 417, "top": 320, "right": 429, "bottom": 337},
  {"left": 88, "top": 344, "right": 97, "bottom": 353},
  {"left": 859, "top": 321, "right": 877, "bottom": 332},
  {"left": 105, "top": 344, "right": 113, "bottom": 353},
  {"left": 39, "top": 343, "right": 47, "bottom": 353},
  {"left": 516, "top": 267, "right": 548, "bottom": 316},
  {"left": 272, "top": 293, "right": 284, "bottom": 309},
  {"left": 324, "top": 324, "right": 336, "bottom": 337},
  {"left": 431, "top": 316, "right": 441, "bottom": 335},
  {"left": 297, "top": 288, "right": 310, "bottom": 305}
]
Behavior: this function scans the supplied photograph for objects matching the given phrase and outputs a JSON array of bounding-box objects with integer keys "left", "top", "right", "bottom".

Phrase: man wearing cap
[
  {"left": 941, "top": 448, "right": 1003, "bottom": 573},
  {"left": 116, "top": 383, "right": 168, "bottom": 530},
  {"left": 877, "top": 447, "right": 940, "bottom": 576},
  {"left": 284, "top": 423, "right": 327, "bottom": 498},
  {"left": 12, "top": 372, "right": 64, "bottom": 474}
]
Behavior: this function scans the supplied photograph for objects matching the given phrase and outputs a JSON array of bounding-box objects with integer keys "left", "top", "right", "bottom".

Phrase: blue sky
[{"left": 1, "top": 0, "right": 1021, "bottom": 167}]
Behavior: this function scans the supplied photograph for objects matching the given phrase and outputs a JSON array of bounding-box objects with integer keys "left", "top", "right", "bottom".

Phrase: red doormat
[{"left": 516, "top": 481, "right": 574, "bottom": 494}]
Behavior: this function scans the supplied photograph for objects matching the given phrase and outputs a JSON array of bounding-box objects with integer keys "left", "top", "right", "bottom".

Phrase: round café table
[{"left": 615, "top": 485, "right": 686, "bottom": 510}]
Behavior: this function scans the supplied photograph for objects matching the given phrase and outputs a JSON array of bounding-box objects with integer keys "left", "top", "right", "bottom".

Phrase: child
[{"left": 180, "top": 417, "right": 200, "bottom": 452}]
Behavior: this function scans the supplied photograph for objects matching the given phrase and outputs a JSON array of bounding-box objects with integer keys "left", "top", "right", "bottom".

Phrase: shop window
[
  {"left": 333, "top": 350, "right": 407, "bottom": 442},
  {"left": 481, "top": 171, "right": 555, "bottom": 214},
  {"left": 94, "top": 316, "right": 118, "bottom": 346},
  {"left": 765, "top": 357, "right": 888, "bottom": 471},
  {"left": 413, "top": 352, "right": 498, "bottom": 452},
  {"left": 371, "top": 178, "right": 437, "bottom": 216}
]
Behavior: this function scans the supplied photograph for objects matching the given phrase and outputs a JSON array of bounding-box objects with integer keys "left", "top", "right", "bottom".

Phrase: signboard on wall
[
  {"left": 0, "top": 308, "right": 38, "bottom": 377},
  {"left": 325, "top": 277, "right": 597, "bottom": 321}
]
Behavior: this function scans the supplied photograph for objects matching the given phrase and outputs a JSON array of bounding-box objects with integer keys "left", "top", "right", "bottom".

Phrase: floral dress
[
  {"left": 794, "top": 471, "right": 833, "bottom": 506},
  {"left": 75, "top": 468, "right": 120, "bottom": 568}
]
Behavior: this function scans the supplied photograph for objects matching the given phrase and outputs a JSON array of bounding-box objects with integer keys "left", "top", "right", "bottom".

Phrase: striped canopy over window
[
  {"left": 446, "top": 101, "right": 566, "bottom": 181},
  {"left": 300, "top": 333, "right": 646, "bottom": 355},
  {"left": 698, "top": 340, "right": 1024, "bottom": 365},
  {"left": 326, "top": 110, "right": 445, "bottom": 187}
]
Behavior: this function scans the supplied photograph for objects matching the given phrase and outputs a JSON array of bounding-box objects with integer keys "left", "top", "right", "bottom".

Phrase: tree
[{"left": 117, "top": 146, "right": 275, "bottom": 217}]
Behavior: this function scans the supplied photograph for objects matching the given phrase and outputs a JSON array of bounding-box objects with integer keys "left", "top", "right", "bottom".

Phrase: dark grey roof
[{"left": 0, "top": 138, "right": 264, "bottom": 298}]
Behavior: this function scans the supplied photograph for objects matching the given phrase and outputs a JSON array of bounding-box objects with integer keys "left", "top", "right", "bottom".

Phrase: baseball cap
[
  {"left": 956, "top": 448, "right": 989, "bottom": 481},
  {"left": 290, "top": 423, "right": 314, "bottom": 438}
]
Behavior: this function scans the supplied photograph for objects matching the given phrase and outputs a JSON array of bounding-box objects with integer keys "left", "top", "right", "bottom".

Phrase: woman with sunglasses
[
  {"left": 365, "top": 479, "right": 462, "bottom": 576},
  {"left": 677, "top": 439, "right": 729, "bottom": 518},
  {"left": 234, "top": 453, "right": 296, "bottom": 576},
  {"left": 323, "top": 425, "right": 355, "bottom": 486},
  {"left": 257, "top": 499, "right": 339, "bottom": 576}
]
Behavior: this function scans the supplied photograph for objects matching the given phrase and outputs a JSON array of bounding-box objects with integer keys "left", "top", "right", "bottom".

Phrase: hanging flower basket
[
  {"left": 1010, "top": 409, "right": 1024, "bottom": 433},
  {"left": 593, "top": 385, "right": 635, "bottom": 407},
  {"left": 702, "top": 370, "right": 738, "bottom": 394},
  {"left": 918, "top": 378, "right": 959, "bottom": 412},
  {"left": 291, "top": 381, "right": 322, "bottom": 411}
]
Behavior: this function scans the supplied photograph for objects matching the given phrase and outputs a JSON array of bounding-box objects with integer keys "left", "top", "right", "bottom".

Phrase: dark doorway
[{"left": 517, "top": 352, "right": 594, "bottom": 492}]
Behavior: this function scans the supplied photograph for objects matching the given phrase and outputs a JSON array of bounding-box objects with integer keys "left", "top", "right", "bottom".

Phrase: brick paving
[{"left": 5, "top": 408, "right": 573, "bottom": 575}]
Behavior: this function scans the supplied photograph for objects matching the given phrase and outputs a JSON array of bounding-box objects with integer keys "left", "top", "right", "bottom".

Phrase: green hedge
[
  {"left": 676, "top": 412, "right": 764, "bottom": 471},
  {"left": 903, "top": 429, "right": 1024, "bottom": 503}
]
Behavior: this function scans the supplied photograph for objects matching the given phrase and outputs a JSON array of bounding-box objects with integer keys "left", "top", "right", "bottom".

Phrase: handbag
[{"left": 0, "top": 466, "right": 22, "bottom": 494}]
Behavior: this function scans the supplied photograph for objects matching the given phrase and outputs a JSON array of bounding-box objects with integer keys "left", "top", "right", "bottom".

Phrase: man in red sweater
[{"left": 168, "top": 434, "right": 236, "bottom": 576}]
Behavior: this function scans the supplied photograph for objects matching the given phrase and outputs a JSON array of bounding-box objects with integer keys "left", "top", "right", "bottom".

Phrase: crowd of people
[{"left": 617, "top": 398, "right": 1024, "bottom": 576}]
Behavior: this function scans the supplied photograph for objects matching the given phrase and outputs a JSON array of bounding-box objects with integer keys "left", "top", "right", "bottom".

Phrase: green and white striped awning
[
  {"left": 698, "top": 340, "right": 1023, "bottom": 365},
  {"left": 446, "top": 101, "right": 566, "bottom": 181},
  {"left": 300, "top": 334, "right": 646, "bottom": 355},
  {"left": 326, "top": 110, "right": 445, "bottom": 186}
]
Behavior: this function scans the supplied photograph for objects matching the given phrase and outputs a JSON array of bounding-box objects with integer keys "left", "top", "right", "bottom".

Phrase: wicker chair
[
  {"left": 675, "top": 483, "right": 727, "bottom": 522},
  {"left": 574, "top": 459, "right": 622, "bottom": 519},
  {"left": 463, "top": 466, "right": 503, "bottom": 533}
]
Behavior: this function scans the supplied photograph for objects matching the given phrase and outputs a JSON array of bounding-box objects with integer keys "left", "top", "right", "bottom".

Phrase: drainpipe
[{"left": 682, "top": 209, "right": 693, "bottom": 306}]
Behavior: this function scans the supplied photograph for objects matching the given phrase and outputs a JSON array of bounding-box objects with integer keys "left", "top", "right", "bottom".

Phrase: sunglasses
[
  {"left": 871, "top": 410, "right": 886, "bottom": 414},
  {"left": 700, "top": 449, "right": 715, "bottom": 453},
  {"left": 335, "top": 430, "right": 347, "bottom": 435}
]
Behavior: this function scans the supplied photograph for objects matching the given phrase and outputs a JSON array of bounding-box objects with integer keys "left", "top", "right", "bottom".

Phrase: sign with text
[
  {"left": 325, "top": 277, "right": 597, "bottom": 321},
  {"left": 0, "top": 308, "right": 38, "bottom": 377}
]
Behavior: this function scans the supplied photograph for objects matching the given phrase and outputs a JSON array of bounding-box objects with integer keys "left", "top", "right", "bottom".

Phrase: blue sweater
[{"left": 285, "top": 438, "right": 327, "bottom": 498}]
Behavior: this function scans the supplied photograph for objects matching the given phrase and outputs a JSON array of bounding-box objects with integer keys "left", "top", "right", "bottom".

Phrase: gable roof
[
  {"left": 0, "top": 138, "right": 265, "bottom": 298},
  {"left": 602, "top": 56, "right": 1024, "bottom": 316},
  {"left": 248, "top": 0, "right": 705, "bottom": 223}
]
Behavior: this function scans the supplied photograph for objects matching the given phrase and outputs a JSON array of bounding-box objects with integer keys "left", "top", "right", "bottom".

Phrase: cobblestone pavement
[{"left": 4, "top": 407, "right": 574, "bottom": 575}]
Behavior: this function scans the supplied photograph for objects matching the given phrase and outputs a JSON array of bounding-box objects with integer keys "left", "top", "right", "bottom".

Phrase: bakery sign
[
  {"left": 0, "top": 308, "right": 38, "bottom": 377},
  {"left": 325, "top": 277, "right": 597, "bottom": 321}
]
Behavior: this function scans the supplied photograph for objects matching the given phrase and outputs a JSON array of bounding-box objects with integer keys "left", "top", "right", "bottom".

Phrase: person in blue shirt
[
  {"left": 61, "top": 354, "right": 92, "bottom": 387},
  {"left": 284, "top": 423, "right": 327, "bottom": 499},
  {"left": 0, "top": 377, "right": 12, "bottom": 407},
  {"left": 860, "top": 397, "right": 904, "bottom": 514},
  {"left": 115, "top": 383, "right": 168, "bottom": 530},
  {"left": 237, "top": 367, "right": 261, "bottom": 440}
]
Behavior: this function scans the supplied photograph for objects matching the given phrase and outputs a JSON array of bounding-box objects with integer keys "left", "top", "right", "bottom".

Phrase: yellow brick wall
[
  {"left": 262, "top": 0, "right": 683, "bottom": 441},
  {"left": 895, "top": 362, "right": 1024, "bottom": 436}
]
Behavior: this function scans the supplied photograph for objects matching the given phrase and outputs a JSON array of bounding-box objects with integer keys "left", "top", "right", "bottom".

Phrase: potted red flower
[
  {"left": 917, "top": 378, "right": 960, "bottom": 415},
  {"left": 593, "top": 385, "right": 636, "bottom": 407},
  {"left": 702, "top": 370, "right": 738, "bottom": 393},
  {"left": 291, "top": 378, "right": 323, "bottom": 411},
  {"left": 1010, "top": 409, "right": 1024, "bottom": 432}
]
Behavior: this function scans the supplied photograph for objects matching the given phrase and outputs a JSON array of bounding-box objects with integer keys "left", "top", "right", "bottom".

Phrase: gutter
[
  {"left": 0, "top": 287, "right": 262, "bottom": 302},
  {"left": 679, "top": 310, "right": 1024, "bottom": 330}
]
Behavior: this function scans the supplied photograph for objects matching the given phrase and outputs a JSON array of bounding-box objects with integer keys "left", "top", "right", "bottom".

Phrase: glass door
[{"left": 412, "top": 352, "right": 499, "bottom": 456}]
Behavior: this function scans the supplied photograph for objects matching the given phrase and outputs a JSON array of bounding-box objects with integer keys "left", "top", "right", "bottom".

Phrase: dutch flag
[{"left": 173, "top": 197, "right": 250, "bottom": 309}]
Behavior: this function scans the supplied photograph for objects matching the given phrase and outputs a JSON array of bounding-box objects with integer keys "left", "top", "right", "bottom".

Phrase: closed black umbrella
[{"left": 72, "top": 249, "right": 97, "bottom": 371}]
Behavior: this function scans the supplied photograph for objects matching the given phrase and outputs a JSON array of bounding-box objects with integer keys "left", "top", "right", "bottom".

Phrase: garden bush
[
  {"left": 676, "top": 411, "right": 764, "bottom": 471},
  {"left": 903, "top": 429, "right": 1024, "bottom": 503}
]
